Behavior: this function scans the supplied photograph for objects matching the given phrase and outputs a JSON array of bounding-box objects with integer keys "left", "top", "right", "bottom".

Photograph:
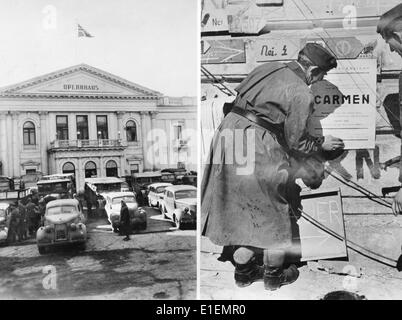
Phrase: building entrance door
[
  {"left": 106, "top": 160, "right": 118, "bottom": 177},
  {"left": 85, "top": 161, "right": 97, "bottom": 178}
]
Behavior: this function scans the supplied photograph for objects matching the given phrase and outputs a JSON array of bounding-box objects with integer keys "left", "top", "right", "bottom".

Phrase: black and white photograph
[
  {"left": 0, "top": 0, "right": 198, "bottom": 299},
  {"left": 3, "top": 0, "right": 402, "bottom": 306},
  {"left": 200, "top": 0, "right": 402, "bottom": 300}
]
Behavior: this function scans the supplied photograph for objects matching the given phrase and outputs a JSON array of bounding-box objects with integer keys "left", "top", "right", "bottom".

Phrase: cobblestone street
[{"left": 0, "top": 208, "right": 196, "bottom": 300}]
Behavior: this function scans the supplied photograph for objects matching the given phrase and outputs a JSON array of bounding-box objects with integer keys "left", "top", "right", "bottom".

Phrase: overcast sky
[{"left": 0, "top": 0, "right": 198, "bottom": 96}]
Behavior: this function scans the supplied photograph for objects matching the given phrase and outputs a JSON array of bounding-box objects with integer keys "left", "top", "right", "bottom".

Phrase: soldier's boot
[
  {"left": 263, "top": 264, "right": 299, "bottom": 291},
  {"left": 233, "top": 247, "right": 263, "bottom": 288}
]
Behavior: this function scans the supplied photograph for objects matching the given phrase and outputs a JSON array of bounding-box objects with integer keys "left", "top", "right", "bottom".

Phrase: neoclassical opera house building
[{"left": 0, "top": 64, "right": 197, "bottom": 189}]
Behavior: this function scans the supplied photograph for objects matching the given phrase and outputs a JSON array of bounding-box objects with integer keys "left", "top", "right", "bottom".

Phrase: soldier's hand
[
  {"left": 392, "top": 189, "right": 402, "bottom": 216},
  {"left": 322, "top": 135, "right": 345, "bottom": 151}
]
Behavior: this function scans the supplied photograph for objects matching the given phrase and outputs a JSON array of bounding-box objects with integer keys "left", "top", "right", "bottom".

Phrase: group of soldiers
[{"left": 7, "top": 193, "right": 46, "bottom": 243}]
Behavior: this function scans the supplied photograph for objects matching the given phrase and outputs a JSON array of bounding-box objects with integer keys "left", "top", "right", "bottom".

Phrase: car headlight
[
  {"left": 184, "top": 207, "right": 189, "bottom": 213},
  {"left": 70, "top": 223, "right": 77, "bottom": 231}
]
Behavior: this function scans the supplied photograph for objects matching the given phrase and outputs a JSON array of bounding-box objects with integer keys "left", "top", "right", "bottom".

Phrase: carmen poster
[{"left": 308, "top": 59, "right": 377, "bottom": 150}]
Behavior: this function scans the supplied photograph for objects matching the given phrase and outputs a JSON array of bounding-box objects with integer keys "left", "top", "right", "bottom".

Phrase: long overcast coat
[{"left": 201, "top": 61, "right": 323, "bottom": 250}]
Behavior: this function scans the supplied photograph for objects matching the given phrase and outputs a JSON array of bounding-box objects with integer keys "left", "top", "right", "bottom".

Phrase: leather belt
[{"left": 230, "top": 106, "right": 286, "bottom": 145}]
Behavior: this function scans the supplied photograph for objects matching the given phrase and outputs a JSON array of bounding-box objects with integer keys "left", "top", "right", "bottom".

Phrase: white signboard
[
  {"left": 255, "top": 38, "right": 299, "bottom": 62},
  {"left": 201, "top": 0, "right": 229, "bottom": 33},
  {"left": 308, "top": 59, "right": 377, "bottom": 149},
  {"left": 297, "top": 188, "right": 347, "bottom": 261}
]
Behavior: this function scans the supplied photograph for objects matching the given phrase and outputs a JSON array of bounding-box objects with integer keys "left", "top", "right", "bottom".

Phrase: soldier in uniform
[
  {"left": 7, "top": 203, "right": 20, "bottom": 243},
  {"left": 31, "top": 189, "right": 39, "bottom": 206},
  {"left": 84, "top": 192, "right": 93, "bottom": 218},
  {"left": 120, "top": 200, "right": 131, "bottom": 241},
  {"left": 38, "top": 198, "right": 46, "bottom": 227},
  {"left": 18, "top": 200, "right": 27, "bottom": 241},
  {"left": 132, "top": 182, "right": 145, "bottom": 207},
  {"left": 377, "top": 4, "right": 402, "bottom": 215},
  {"left": 73, "top": 190, "right": 85, "bottom": 212},
  {"left": 201, "top": 43, "right": 345, "bottom": 290},
  {"left": 26, "top": 198, "right": 37, "bottom": 237}
]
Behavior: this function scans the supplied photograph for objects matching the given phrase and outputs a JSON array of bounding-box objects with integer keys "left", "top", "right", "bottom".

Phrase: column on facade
[
  {"left": 115, "top": 111, "right": 126, "bottom": 176},
  {"left": 6, "top": 113, "right": 13, "bottom": 176},
  {"left": 99, "top": 155, "right": 104, "bottom": 177},
  {"left": 77, "top": 159, "right": 83, "bottom": 192},
  {"left": 149, "top": 111, "right": 159, "bottom": 170},
  {"left": 184, "top": 119, "right": 196, "bottom": 171},
  {"left": 0, "top": 112, "right": 7, "bottom": 175},
  {"left": 69, "top": 114, "right": 76, "bottom": 141},
  {"left": 89, "top": 113, "right": 97, "bottom": 140},
  {"left": 140, "top": 111, "right": 150, "bottom": 171},
  {"left": 11, "top": 112, "right": 20, "bottom": 177},
  {"left": 163, "top": 119, "right": 170, "bottom": 170},
  {"left": 39, "top": 111, "right": 49, "bottom": 174},
  {"left": 119, "top": 156, "right": 125, "bottom": 177},
  {"left": 116, "top": 111, "right": 124, "bottom": 144}
]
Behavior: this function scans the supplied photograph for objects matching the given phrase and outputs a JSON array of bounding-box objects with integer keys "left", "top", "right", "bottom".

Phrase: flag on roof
[{"left": 78, "top": 24, "right": 93, "bottom": 37}]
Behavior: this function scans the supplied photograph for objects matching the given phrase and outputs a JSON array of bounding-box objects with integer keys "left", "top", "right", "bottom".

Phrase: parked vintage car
[
  {"left": 103, "top": 192, "right": 147, "bottom": 233},
  {"left": 37, "top": 173, "right": 76, "bottom": 199},
  {"left": 0, "top": 203, "right": 10, "bottom": 244},
  {"left": 160, "top": 185, "right": 197, "bottom": 229},
  {"left": 160, "top": 172, "right": 176, "bottom": 184},
  {"left": 181, "top": 174, "right": 197, "bottom": 187},
  {"left": 132, "top": 171, "right": 163, "bottom": 205},
  {"left": 147, "top": 183, "right": 172, "bottom": 209},
  {"left": 84, "top": 177, "right": 129, "bottom": 214},
  {"left": 36, "top": 199, "right": 87, "bottom": 254},
  {"left": 160, "top": 168, "right": 188, "bottom": 185}
]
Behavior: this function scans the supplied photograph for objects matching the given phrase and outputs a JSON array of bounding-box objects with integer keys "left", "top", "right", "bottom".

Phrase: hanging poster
[{"left": 308, "top": 59, "right": 377, "bottom": 150}]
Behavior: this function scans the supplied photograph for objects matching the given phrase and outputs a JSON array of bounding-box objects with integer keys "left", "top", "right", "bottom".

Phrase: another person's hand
[
  {"left": 322, "top": 135, "right": 345, "bottom": 151},
  {"left": 392, "top": 188, "right": 402, "bottom": 216}
]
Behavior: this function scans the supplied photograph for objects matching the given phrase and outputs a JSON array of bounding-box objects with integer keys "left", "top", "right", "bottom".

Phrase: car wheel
[{"left": 38, "top": 246, "right": 47, "bottom": 255}]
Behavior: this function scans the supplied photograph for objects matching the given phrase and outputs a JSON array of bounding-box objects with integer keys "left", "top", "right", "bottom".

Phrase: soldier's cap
[
  {"left": 377, "top": 3, "right": 402, "bottom": 38},
  {"left": 301, "top": 43, "right": 337, "bottom": 72}
]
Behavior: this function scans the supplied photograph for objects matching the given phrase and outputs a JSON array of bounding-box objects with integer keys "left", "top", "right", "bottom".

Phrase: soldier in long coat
[
  {"left": 26, "top": 198, "right": 37, "bottom": 237},
  {"left": 201, "top": 43, "right": 344, "bottom": 290},
  {"left": 8, "top": 203, "right": 20, "bottom": 243},
  {"left": 376, "top": 4, "right": 402, "bottom": 215},
  {"left": 18, "top": 200, "right": 27, "bottom": 241},
  {"left": 120, "top": 200, "right": 131, "bottom": 241}
]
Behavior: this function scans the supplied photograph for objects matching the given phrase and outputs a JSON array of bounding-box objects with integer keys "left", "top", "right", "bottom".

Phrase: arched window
[
  {"left": 106, "top": 160, "right": 118, "bottom": 177},
  {"left": 85, "top": 161, "right": 97, "bottom": 178},
  {"left": 62, "top": 162, "right": 75, "bottom": 176},
  {"left": 126, "top": 120, "right": 137, "bottom": 142},
  {"left": 23, "top": 121, "right": 36, "bottom": 145}
]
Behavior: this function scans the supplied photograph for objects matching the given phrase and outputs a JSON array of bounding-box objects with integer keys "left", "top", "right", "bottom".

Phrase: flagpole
[{"left": 75, "top": 19, "right": 78, "bottom": 64}]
